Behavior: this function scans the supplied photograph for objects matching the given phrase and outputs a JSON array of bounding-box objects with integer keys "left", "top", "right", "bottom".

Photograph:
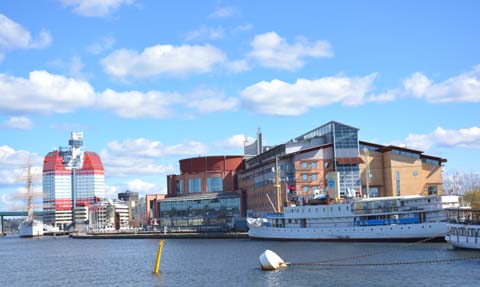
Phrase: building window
[
  {"left": 311, "top": 162, "right": 317, "bottom": 168},
  {"left": 312, "top": 174, "right": 317, "bottom": 181},
  {"left": 176, "top": 179, "right": 184, "bottom": 194},
  {"left": 301, "top": 162, "right": 308, "bottom": 169},
  {"left": 303, "top": 186, "right": 309, "bottom": 193},
  {"left": 207, "top": 177, "right": 223, "bottom": 192},
  {"left": 395, "top": 171, "right": 400, "bottom": 196},
  {"left": 302, "top": 174, "right": 309, "bottom": 181},
  {"left": 188, "top": 178, "right": 201, "bottom": 193},
  {"left": 312, "top": 186, "right": 319, "bottom": 192},
  {"left": 428, "top": 185, "right": 438, "bottom": 195}
]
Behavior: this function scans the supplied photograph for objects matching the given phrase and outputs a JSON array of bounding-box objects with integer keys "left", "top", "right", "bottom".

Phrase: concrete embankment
[{"left": 71, "top": 232, "right": 249, "bottom": 239}]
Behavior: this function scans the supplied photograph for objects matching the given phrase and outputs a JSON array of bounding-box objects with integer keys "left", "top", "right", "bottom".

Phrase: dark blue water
[{"left": 1, "top": 235, "right": 479, "bottom": 286}]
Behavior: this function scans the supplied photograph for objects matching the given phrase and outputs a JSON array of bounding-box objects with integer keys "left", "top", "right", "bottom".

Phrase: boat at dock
[
  {"left": 18, "top": 161, "right": 43, "bottom": 238},
  {"left": 247, "top": 195, "right": 460, "bottom": 241},
  {"left": 445, "top": 209, "right": 480, "bottom": 250}
]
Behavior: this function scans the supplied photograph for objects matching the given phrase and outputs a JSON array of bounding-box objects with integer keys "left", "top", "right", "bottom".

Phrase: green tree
[{"left": 463, "top": 191, "right": 480, "bottom": 209}]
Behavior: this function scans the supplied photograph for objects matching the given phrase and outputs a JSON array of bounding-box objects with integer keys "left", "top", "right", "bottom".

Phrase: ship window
[{"left": 338, "top": 206, "right": 341, "bottom": 211}]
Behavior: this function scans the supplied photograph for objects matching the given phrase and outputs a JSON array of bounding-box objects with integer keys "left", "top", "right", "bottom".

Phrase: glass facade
[
  {"left": 157, "top": 195, "right": 241, "bottom": 231},
  {"left": 207, "top": 177, "right": 223, "bottom": 192},
  {"left": 176, "top": 179, "right": 184, "bottom": 194},
  {"left": 332, "top": 122, "right": 360, "bottom": 197},
  {"left": 188, "top": 178, "right": 201, "bottom": 193}
]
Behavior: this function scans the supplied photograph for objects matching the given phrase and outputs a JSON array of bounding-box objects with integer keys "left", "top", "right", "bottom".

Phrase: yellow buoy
[{"left": 153, "top": 240, "right": 164, "bottom": 275}]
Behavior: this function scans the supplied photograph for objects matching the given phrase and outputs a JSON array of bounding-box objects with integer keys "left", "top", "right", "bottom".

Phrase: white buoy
[{"left": 259, "top": 250, "right": 287, "bottom": 271}]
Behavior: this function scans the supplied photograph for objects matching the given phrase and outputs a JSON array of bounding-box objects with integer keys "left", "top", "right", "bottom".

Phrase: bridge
[{"left": 0, "top": 211, "right": 44, "bottom": 234}]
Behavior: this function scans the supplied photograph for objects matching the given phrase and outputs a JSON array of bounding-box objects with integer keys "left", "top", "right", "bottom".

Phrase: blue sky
[{"left": 1, "top": 0, "right": 479, "bottom": 209}]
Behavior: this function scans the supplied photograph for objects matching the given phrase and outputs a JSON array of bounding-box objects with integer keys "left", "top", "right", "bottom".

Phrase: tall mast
[
  {"left": 275, "top": 157, "right": 282, "bottom": 212},
  {"left": 26, "top": 160, "right": 34, "bottom": 222},
  {"left": 363, "top": 147, "right": 370, "bottom": 198}
]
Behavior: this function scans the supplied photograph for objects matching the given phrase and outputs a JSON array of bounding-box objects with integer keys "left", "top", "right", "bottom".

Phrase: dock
[{"left": 70, "top": 232, "right": 249, "bottom": 239}]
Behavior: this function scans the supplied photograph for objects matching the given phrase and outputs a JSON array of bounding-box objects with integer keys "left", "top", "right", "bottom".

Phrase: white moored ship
[
  {"left": 445, "top": 209, "right": 480, "bottom": 250},
  {"left": 19, "top": 161, "right": 43, "bottom": 238},
  {"left": 248, "top": 195, "right": 460, "bottom": 242}
]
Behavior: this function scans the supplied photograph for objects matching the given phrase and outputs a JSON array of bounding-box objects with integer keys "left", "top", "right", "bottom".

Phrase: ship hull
[
  {"left": 19, "top": 221, "right": 44, "bottom": 238},
  {"left": 445, "top": 223, "right": 480, "bottom": 250},
  {"left": 248, "top": 221, "right": 447, "bottom": 242}
]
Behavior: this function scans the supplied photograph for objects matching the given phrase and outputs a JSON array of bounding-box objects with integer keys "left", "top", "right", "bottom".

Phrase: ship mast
[
  {"left": 26, "top": 160, "right": 34, "bottom": 223},
  {"left": 274, "top": 157, "right": 282, "bottom": 212}
]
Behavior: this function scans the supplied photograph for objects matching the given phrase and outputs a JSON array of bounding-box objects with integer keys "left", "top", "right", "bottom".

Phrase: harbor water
[{"left": 1, "top": 236, "right": 479, "bottom": 287}]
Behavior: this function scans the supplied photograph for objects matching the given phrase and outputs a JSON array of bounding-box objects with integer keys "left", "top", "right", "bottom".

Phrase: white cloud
[
  {"left": 216, "top": 134, "right": 255, "bottom": 150},
  {"left": 126, "top": 179, "right": 157, "bottom": 193},
  {"left": 209, "top": 6, "right": 236, "bottom": 18},
  {"left": 367, "top": 89, "right": 398, "bottom": 103},
  {"left": 106, "top": 138, "right": 208, "bottom": 157},
  {"left": 241, "top": 74, "right": 377, "bottom": 115},
  {"left": 100, "top": 150, "right": 174, "bottom": 177},
  {"left": 403, "top": 127, "right": 480, "bottom": 151},
  {"left": 0, "top": 14, "right": 52, "bottom": 61},
  {"left": 185, "top": 26, "right": 225, "bottom": 42},
  {"left": 86, "top": 36, "right": 115, "bottom": 54},
  {"left": 226, "top": 59, "right": 250, "bottom": 73},
  {"left": 101, "top": 44, "right": 226, "bottom": 78},
  {"left": 97, "top": 89, "right": 182, "bottom": 119},
  {"left": 2, "top": 116, "right": 34, "bottom": 130},
  {"left": 185, "top": 89, "right": 239, "bottom": 113},
  {"left": 0, "top": 70, "right": 96, "bottom": 114},
  {"left": 0, "top": 145, "right": 42, "bottom": 185},
  {"left": 101, "top": 138, "right": 208, "bottom": 177},
  {"left": 248, "top": 32, "right": 333, "bottom": 70},
  {"left": 403, "top": 65, "right": 480, "bottom": 103},
  {"left": 59, "top": 0, "right": 135, "bottom": 17}
]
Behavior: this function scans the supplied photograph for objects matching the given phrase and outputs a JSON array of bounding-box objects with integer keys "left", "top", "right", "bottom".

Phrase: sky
[{"left": 0, "top": 0, "right": 479, "bottom": 210}]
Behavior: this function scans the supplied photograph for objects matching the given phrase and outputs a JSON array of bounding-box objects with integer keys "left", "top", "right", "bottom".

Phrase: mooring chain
[
  {"left": 290, "top": 233, "right": 445, "bottom": 265},
  {"left": 290, "top": 255, "right": 480, "bottom": 267}
]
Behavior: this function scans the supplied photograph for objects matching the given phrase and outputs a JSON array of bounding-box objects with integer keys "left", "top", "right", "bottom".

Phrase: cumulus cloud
[
  {"left": 0, "top": 14, "right": 52, "bottom": 61},
  {"left": 403, "top": 65, "right": 480, "bottom": 103},
  {"left": 248, "top": 32, "right": 333, "bottom": 70},
  {"left": 101, "top": 138, "right": 208, "bottom": 177},
  {"left": 106, "top": 138, "right": 208, "bottom": 157},
  {"left": 241, "top": 74, "right": 377, "bottom": 115},
  {"left": 100, "top": 150, "right": 174, "bottom": 177},
  {"left": 0, "top": 70, "right": 96, "bottom": 114},
  {"left": 185, "top": 89, "right": 239, "bottom": 113},
  {"left": 126, "top": 179, "right": 158, "bottom": 193},
  {"left": 59, "top": 0, "right": 135, "bottom": 17},
  {"left": 86, "top": 36, "right": 115, "bottom": 54},
  {"left": 209, "top": 6, "right": 236, "bottom": 18},
  {"left": 403, "top": 127, "right": 480, "bottom": 151},
  {"left": 101, "top": 44, "right": 226, "bottom": 78},
  {"left": 216, "top": 134, "right": 255, "bottom": 150},
  {"left": 2, "top": 116, "right": 34, "bottom": 130},
  {"left": 0, "top": 145, "right": 42, "bottom": 186},
  {"left": 97, "top": 89, "right": 182, "bottom": 119}
]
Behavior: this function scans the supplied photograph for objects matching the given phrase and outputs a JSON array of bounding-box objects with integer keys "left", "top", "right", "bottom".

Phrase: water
[{"left": 1, "top": 235, "right": 479, "bottom": 287}]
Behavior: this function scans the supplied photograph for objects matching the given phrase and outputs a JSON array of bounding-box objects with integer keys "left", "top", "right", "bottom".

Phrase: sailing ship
[{"left": 19, "top": 162, "right": 43, "bottom": 237}]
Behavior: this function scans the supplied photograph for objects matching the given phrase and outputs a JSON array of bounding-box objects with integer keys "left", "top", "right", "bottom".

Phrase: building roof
[{"left": 359, "top": 141, "right": 447, "bottom": 162}]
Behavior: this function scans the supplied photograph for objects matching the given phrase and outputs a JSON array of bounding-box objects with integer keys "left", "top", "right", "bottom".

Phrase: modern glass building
[{"left": 155, "top": 192, "right": 241, "bottom": 231}]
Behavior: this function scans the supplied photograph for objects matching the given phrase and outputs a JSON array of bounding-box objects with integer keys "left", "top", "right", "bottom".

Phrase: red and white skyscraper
[{"left": 43, "top": 132, "right": 105, "bottom": 229}]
